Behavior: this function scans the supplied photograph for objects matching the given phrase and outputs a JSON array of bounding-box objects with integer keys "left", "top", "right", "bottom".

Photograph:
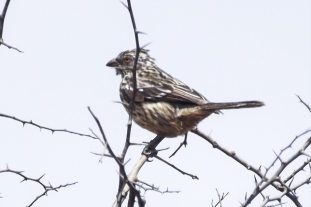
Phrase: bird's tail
[{"left": 202, "top": 101, "right": 264, "bottom": 111}]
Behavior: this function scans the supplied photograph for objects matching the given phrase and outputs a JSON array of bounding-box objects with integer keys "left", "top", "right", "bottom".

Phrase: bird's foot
[
  {"left": 142, "top": 146, "right": 158, "bottom": 157},
  {"left": 142, "top": 135, "right": 165, "bottom": 157}
]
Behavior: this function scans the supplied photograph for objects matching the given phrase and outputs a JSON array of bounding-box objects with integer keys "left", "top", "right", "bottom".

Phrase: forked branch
[{"left": 0, "top": 165, "right": 77, "bottom": 207}]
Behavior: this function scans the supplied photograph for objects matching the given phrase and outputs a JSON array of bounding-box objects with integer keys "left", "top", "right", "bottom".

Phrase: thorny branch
[
  {"left": 115, "top": 1, "right": 165, "bottom": 206},
  {"left": 110, "top": 1, "right": 190, "bottom": 200},
  {"left": 211, "top": 189, "right": 229, "bottom": 207},
  {"left": 0, "top": 113, "right": 98, "bottom": 140},
  {"left": 136, "top": 179, "right": 180, "bottom": 195},
  {"left": 242, "top": 133, "right": 311, "bottom": 206},
  {"left": 0, "top": 165, "right": 77, "bottom": 207},
  {"left": 88, "top": 107, "right": 145, "bottom": 207},
  {"left": 191, "top": 127, "right": 311, "bottom": 207},
  {"left": 296, "top": 95, "right": 311, "bottom": 113},
  {"left": 283, "top": 159, "right": 311, "bottom": 184},
  {"left": 0, "top": 0, "right": 23, "bottom": 52},
  {"left": 241, "top": 96, "right": 311, "bottom": 207},
  {"left": 154, "top": 155, "right": 199, "bottom": 180},
  {"left": 120, "top": 0, "right": 141, "bottom": 162}
]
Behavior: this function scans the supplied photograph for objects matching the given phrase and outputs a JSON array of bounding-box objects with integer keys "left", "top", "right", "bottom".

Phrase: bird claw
[
  {"left": 142, "top": 147, "right": 158, "bottom": 157},
  {"left": 146, "top": 157, "right": 154, "bottom": 162}
]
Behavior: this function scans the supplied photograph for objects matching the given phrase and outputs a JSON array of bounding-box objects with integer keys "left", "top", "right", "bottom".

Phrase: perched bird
[{"left": 106, "top": 49, "right": 263, "bottom": 140}]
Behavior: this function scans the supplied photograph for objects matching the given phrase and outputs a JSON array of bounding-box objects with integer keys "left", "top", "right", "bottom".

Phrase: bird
[{"left": 106, "top": 49, "right": 264, "bottom": 146}]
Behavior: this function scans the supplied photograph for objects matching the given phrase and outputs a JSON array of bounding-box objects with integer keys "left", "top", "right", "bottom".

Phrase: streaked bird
[{"left": 106, "top": 49, "right": 263, "bottom": 145}]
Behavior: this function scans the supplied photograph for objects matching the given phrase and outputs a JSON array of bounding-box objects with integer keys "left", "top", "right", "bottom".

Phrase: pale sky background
[{"left": 0, "top": 0, "right": 310, "bottom": 207}]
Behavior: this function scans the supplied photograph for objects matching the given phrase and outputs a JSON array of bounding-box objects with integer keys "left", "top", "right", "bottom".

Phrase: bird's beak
[{"left": 106, "top": 58, "right": 119, "bottom": 67}]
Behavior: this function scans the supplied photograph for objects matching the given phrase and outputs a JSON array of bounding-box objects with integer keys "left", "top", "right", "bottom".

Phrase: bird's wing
[
  {"left": 131, "top": 67, "right": 209, "bottom": 105},
  {"left": 134, "top": 84, "right": 207, "bottom": 105}
]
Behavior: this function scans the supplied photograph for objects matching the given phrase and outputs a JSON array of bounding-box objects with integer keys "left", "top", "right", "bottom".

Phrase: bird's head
[{"left": 106, "top": 49, "right": 154, "bottom": 75}]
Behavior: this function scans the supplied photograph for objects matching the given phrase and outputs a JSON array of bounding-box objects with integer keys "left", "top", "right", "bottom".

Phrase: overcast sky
[{"left": 0, "top": 0, "right": 310, "bottom": 206}]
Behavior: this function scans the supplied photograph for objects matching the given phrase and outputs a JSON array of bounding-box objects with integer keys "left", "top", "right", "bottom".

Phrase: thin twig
[
  {"left": 283, "top": 159, "right": 311, "bottom": 183},
  {"left": 0, "top": 113, "right": 98, "bottom": 140},
  {"left": 136, "top": 179, "right": 180, "bottom": 194},
  {"left": 0, "top": 165, "right": 77, "bottom": 207},
  {"left": 116, "top": 1, "right": 147, "bottom": 206},
  {"left": 88, "top": 107, "right": 145, "bottom": 207},
  {"left": 191, "top": 127, "right": 309, "bottom": 207},
  {"left": 154, "top": 155, "right": 199, "bottom": 180},
  {"left": 290, "top": 173, "right": 311, "bottom": 191},
  {"left": 120, "top": 0, "right": 141, "bottom": 162},
  {"left": 296, "top": 95, "right": 311, "bottom": 113},
  {"left": 0, "top": 0, "right": 23, "bottom": 52},
  {"left": 211, "top": 189, "right": 229, "bottom": 207},
  {"left": 242, "top": 135, "right": 311, "bottom": 207}
]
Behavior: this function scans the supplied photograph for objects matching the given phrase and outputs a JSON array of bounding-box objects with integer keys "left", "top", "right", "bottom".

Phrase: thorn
[
  {"left": 124, "top": 158, "right": 131, "bottom": 166},
  {"left": 136, "top": 31, "right": 147, "bottom": 35},
  {"left": 289, "top": 176, "right": 294, "bottom": 187},
  {"left": 141, "top": 42, "right": 152, "bottom": 49},
  {"left": 38, "top": 174, "right": 45, "bottom": 180},
  {"left": 120, "top": 1, "right": 128, "bottom": 9},
  {"left": 254, "top": 175, "right": 257, "bottom": 184},
  {"left": 112, "top": 101, "right": 129, "bottom": 106},
  {"left": 156, "top": 147, "right": 169, "bottom": 152}
]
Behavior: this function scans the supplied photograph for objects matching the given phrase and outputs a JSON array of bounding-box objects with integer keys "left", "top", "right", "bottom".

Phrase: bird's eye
[{"left": 124, "top": 57, "right": 131, "bottom": 63}]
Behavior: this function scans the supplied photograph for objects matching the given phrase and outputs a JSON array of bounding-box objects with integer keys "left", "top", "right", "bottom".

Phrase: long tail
[{"left": 202, "top": 101, "right": 264, "bottom": 111}]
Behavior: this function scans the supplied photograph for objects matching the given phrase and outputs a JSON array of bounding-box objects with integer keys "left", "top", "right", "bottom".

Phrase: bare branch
[
  {"left": 115, "top": 1, "right": 158, "bottom": 206},
  {"left": 136, "top": 180, "right": 180, "bottom": 194},
  {"left": 119, "top": 0, "right": 141, "bottom": 162},
  {"left": 291, "top": 173, "right": 311, "bottom": 191},
  {"left": 296, "top": 95, "right": 311, "bottom": 113},
  {"left": 0, "top": 0, "right": 23, "bottom": 52},
  {"left": 0, "top": 0, "right": 10, "bottom": 38},
  {"left": 191, "top": 127, "right": 309, "bottom": 207},
  {"left": 127, "top": 189, "right": 136, "bottom": 207},
  {"left": 0, "top": 165, "right": 77, "bottom": 207},
  {"left": 118, "top": 155, "right": 148, "bottom": 205},
  {"left": 242, "top": 134, "right": 311, "bottom": 206},
  {"left": 154, "top": 155, "right": 199, "bottom": 180},
  {"left": 1, "top": 41, "right": 23, "bottom": 52},
  {"left": 0, "top": 113, "right": 98, "bottom": 140},
  {"left": 89, "top": 128, "right": 105, "bottom": 145},
  {"left": 88, "top": 107, "right": 145, "bottom": 207},
  {"left": 283, "top": 159, "right": 311, "bottom": 184},
  {"left": 90, "top": 152, "right": 113, "bottom": 158},
  {"left": 211, "top": 189, "right": 229, "bottom": 207}
]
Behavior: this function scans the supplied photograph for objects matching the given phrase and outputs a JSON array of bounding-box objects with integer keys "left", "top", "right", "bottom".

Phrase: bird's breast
[{"left": 126, "top": 102, "right": 212, "bottom": 137}]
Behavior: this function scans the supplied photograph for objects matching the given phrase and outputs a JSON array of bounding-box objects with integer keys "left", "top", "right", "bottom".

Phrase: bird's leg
[
  {"left": 142, "top": 134, "right": 165, "bottom": 157},
  {"left": 169, "top": 132, "right": 188, "bottom": 158}
]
